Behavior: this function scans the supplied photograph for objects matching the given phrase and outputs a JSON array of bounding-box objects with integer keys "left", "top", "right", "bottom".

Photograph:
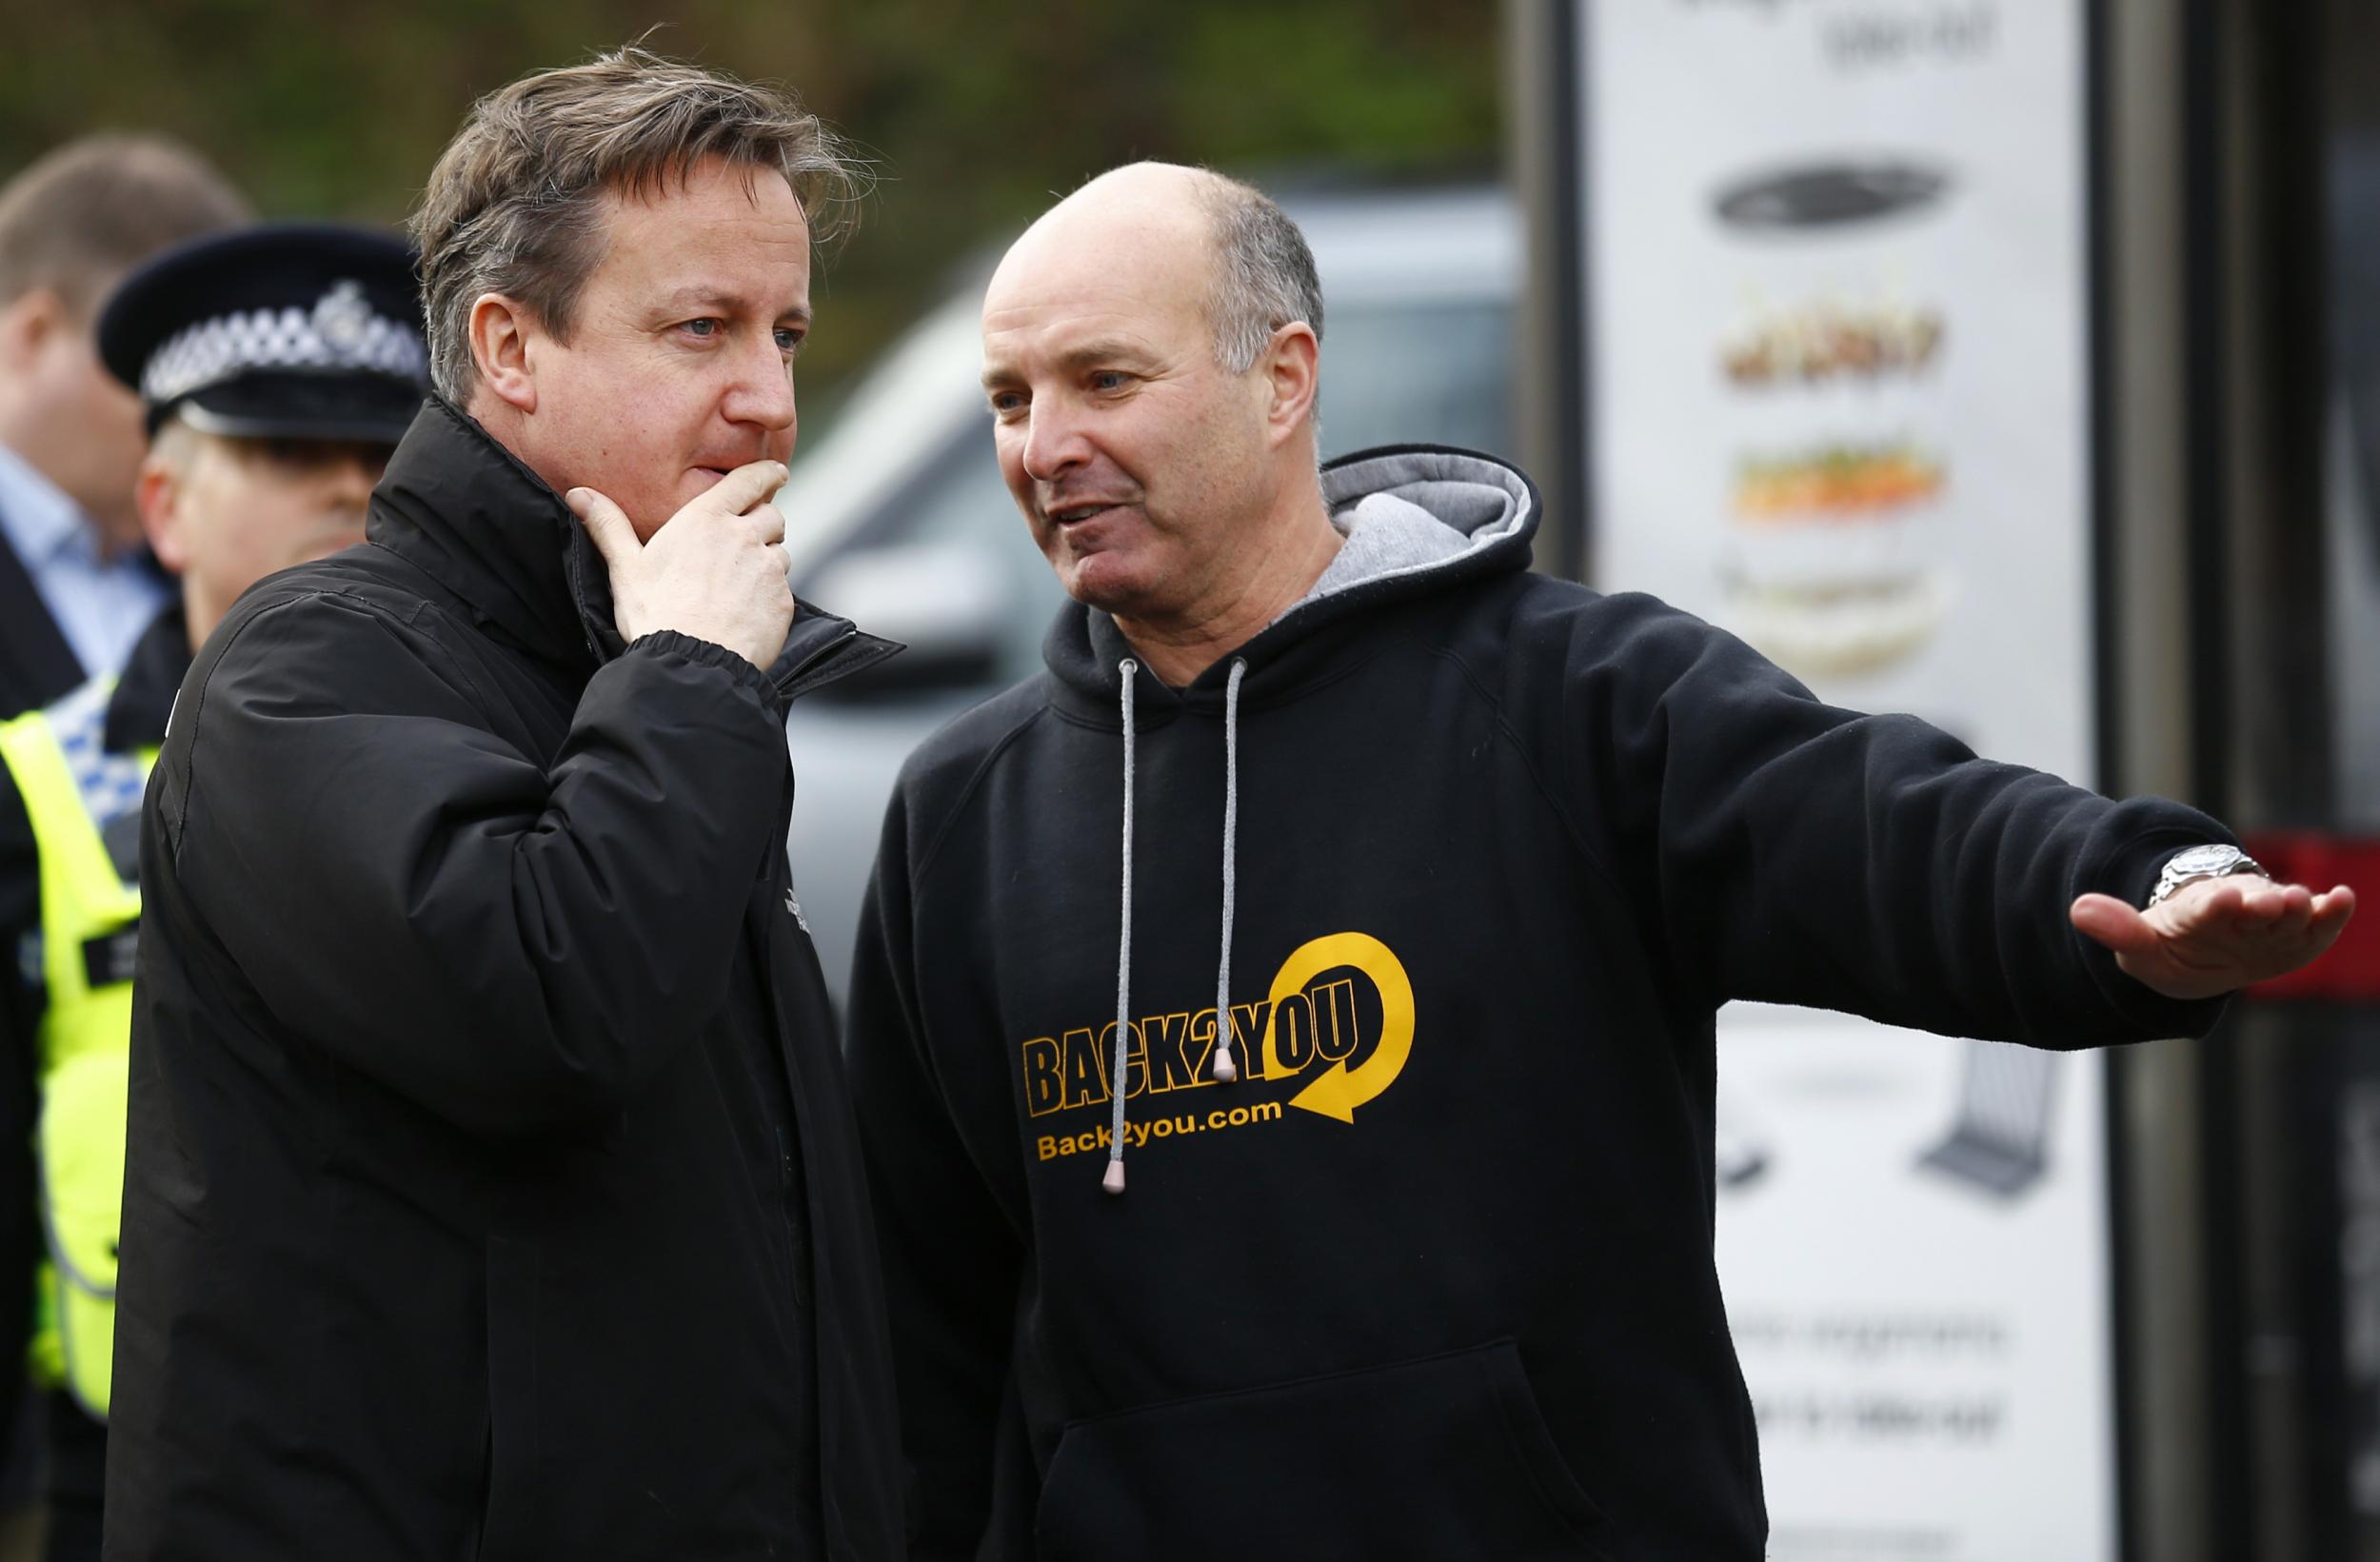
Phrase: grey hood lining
[
  {"left": 1278, "top": 448, "right": 1536, "bottom": 626},
  {"left": 1043, "top": 445, "right": 1539, "bottom": 715}
]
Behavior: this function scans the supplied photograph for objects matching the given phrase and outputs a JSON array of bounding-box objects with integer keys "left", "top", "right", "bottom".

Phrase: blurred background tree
[{"left": 0, "top": 0, "right": 1499, "bottom": 412}]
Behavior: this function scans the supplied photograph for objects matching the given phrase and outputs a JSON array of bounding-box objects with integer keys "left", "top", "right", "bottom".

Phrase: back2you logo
[{"left": 1019, "top": 932, "right": 1416, "bottom": 1163}]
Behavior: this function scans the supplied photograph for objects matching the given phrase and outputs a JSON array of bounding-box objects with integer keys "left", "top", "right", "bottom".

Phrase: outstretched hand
[{"left": 2071, "top": 875, "right": 2356, "bottom": 1001}]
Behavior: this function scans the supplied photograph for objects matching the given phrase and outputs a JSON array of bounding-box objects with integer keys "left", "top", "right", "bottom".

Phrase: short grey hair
[
  {"left": 408, "top": 45, "right": 864, "bottom": 403},
  {"left": 1196, "top": 174, "right": 1322, "bottom": 375}
]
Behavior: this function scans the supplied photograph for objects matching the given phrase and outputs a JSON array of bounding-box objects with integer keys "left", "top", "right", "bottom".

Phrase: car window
[
  {"left": 1314, "top": 297, "right": 1515, "bottom": 459},
  {"left": 833, "top": 425, "right": 1055, "bottom": 687}
]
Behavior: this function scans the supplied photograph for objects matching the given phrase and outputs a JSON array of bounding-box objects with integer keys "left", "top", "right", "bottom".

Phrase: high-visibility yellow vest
[{"left": 0, "top": 676, "right": 154, "bottom": 1420}]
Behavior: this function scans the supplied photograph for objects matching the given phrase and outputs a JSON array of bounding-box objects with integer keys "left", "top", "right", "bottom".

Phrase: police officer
[{"left": 0, "top": 224, "right": 425, "bottom": 1560}]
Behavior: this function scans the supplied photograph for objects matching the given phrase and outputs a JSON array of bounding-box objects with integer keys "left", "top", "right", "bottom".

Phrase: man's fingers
[
  {"left": 567, "top": 487, "right": 638, "bottom": 566},
  {"left": 2217, "top": 880, "right": 2304, "bottom": 934},
  {"left": 705, "top": 460, "right": 789, "bottom": 521},
  {"left": 2071, "top": 892, "right": 2162, "bottom": 954},
  {"left": 2152, "top": 874, "right": 2290, "bottom": 936},
  {"left": 2247, "top": 881, "right": 2311, "bottom": 919},
  {"left": 2227, "top": 899, "right": 2313, "bottom": 949},
  {"left": 2281, "top": 887, "right": 2361, "bottom": 970},
  {"left": 2086, "top": 878, "right": 2355, "bottom": 1000},
  {"left": 2231, "top": 881, "right": 2279, "bottom": 918},
  {"left": 2186, "top": 876, "right": 2252, "bottom": 924},
  {"left": 746, "top": 503, "right": 785, "bottom": 546},
  {"left": 2315, "top": 884, "right": 2360, "bottom": 928}
]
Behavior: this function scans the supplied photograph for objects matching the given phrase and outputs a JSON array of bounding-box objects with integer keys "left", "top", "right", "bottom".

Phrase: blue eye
[
  {"left": 683, "top": 319, "right": 720, "bottom": 338},
  {"left": 775, "top": 327, "right": 805, "bottom": 354},
  {"left": 1090, "top": 371, "right": 1127, "bottom": 391}
]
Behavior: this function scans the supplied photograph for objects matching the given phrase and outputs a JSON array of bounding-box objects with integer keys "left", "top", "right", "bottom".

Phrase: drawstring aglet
[
  {"left": 1213, "top": 1044, "right": 1239, "bottom": 1083},
  {"left": 1102, "top": 1159, "right": 1126, "bottom": 1195}
]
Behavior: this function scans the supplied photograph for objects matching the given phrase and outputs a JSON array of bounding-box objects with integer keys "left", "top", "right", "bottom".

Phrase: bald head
[
  {"left": 979, "top": 163, "right": 1337, "bottom": 679},
  {"left": 990, "top": 162, "right": 1321, "bottom": 375},
  {"left": 1028, "top": 160, "right": 1221, "bottom": 236}
]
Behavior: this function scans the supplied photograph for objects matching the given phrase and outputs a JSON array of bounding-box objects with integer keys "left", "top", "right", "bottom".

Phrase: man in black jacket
[
  {"left": 104, "top": 49, "right": 904, "bottom": 1561},
  {"left": 846, "top": 162, "right": 2355, "bottom": 1561}
]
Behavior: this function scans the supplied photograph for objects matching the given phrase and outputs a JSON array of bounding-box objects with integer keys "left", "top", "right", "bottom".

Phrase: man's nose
[
  {"left": 1020, "top": 401, "right": 1090, "bottom": 484},
  {"left": 726, "top": 335, "right": 799, "bottom": 434}
]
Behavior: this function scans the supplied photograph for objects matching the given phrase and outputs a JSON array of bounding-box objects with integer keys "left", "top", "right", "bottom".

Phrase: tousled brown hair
[{"left": 409, "top": 45, "right": 863, "bottom": 402}]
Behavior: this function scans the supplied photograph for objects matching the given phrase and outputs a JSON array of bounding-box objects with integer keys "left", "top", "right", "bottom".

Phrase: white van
[{"left": 781, "top": 185, "right": 1521, "bottom": 997}]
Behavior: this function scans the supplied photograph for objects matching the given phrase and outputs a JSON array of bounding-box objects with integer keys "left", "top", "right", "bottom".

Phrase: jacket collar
[
  {"left": 367, "top": 398, "right": 902, "bottom": 697},
  {"left": 368, "top": 397, "right": 607, "bottom": 674},
  {"left": 103, "top": 603, "right": 190, "bottom": 753}
]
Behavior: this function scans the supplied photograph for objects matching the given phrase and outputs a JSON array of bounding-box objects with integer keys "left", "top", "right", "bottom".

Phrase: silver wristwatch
[{"left": 2147, "top": 843, "right": 2270, "bottom": 908}]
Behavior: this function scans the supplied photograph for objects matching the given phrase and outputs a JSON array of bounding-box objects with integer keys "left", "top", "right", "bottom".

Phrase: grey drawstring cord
[
  {"left": 1103, "top": 653, "right": 1251, "bottom": 1195},
  {"left": 1104, "top": 659, "right": 1138, "bottom": 1196},
  {"left": 1211, "top": 658, "right": 1249, "bottom": 1082}
]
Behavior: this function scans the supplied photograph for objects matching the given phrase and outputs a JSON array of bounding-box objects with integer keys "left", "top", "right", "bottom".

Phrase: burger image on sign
[
  {"left": 1720, "top": 436, "right": 1950, "bottom": 679},
  {"left": 1704, "top": 155, "right": 1960, "bottom": 682}
]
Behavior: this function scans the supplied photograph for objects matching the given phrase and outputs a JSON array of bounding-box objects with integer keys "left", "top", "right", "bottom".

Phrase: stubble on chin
[
  {"left": 1071, "top": 550, "right": 1191, "bottom": 627},
  {"left": 1058, "top": 559, "right": 1126, "bottom": 615},
  {"left": 1053, "top": 544, "right": 1134, "bottom": 616}
]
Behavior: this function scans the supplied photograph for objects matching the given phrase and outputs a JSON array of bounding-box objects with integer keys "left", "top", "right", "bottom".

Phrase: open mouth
[{"left": 1048, "top": 502, "right": 1123, "bottom": 525}]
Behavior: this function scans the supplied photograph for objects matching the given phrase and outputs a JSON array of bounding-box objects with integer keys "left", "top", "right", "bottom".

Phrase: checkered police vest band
[{"left": 139, "top": 281, "right": 426, "bottom": 405}]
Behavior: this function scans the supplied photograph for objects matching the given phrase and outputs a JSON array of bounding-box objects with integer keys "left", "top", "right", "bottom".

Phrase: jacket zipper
[
  {"left": 760, "top": 782, "right": 814, "bottom": 1313},
  {"left": 769, "top": 623, "right": 860, "bottom": 700}
]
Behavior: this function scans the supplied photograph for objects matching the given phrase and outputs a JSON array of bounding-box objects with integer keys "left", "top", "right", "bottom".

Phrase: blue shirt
[{"left": 0, "top": 441, "right": 168, "bottom": 683}]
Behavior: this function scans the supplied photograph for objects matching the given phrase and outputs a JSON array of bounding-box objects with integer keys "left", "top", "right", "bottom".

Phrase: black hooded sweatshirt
[
  {"left": 105, "top": 402, "right": 907, "bottom": 1561},
  {"left": 847, "top": 446, "right": 2232, "bottom": 1562}
]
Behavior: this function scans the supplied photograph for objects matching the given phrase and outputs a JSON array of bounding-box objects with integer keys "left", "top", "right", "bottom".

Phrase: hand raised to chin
[{"left": 566, "top": 460, "right": 797, "bottom": 671}]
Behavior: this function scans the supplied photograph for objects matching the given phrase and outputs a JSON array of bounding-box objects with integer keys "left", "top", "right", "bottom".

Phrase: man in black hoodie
[
  {"left": 846, "top": 162, "right": 2354, "bottom": 1562},
  {"left": 104, "top": 49, "right": 905, "bottom": 1560}
]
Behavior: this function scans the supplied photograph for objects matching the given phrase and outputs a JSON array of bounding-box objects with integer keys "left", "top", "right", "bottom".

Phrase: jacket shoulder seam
[
  {"left": 383, "top": 593, "right": 507, "bottom": 712},
  {"left": 179, "top": 589, "right": 487, "bottom": 851}
]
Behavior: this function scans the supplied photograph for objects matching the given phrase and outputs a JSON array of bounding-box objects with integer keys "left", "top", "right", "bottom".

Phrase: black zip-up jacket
[
  {"left": 104, "top": 401, "right": 906, "bottom": 1561},
  {"left": 846, "top": 446, "right": 2233, "bottom": 1561}
]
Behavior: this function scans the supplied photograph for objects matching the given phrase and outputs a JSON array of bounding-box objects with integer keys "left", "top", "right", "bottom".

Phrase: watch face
[{"left": 2167, "top": 844, "right": 2242, "bottom": 877}]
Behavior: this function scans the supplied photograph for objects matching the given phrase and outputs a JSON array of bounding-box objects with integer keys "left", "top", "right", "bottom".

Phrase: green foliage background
[{"left": 0, "top": 0, "right": 1502, "bottom": 408}]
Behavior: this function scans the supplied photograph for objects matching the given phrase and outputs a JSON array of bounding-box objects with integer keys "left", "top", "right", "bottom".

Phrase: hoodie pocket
[{"left": 1034, "top": 1339, "right": 1609, "bottom": 1562}]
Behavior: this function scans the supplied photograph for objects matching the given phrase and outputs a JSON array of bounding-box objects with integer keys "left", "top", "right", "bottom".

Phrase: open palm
[{"left": 2071, "top": 875, "right": 2357, "bottom": 1001}]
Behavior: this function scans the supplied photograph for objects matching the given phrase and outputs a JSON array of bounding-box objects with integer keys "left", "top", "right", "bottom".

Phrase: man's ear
[
  {"left": 136, "top": 444, "right": 191, "bottom": 576},
  {"left": 1260, "top": 322, "right": 1319, "bottom": 446},
  {"left": 467, "top": 293, "right": 539, "bottom": 414},
  {"left": 0, "top": 287, "right": 66, "bottom": 377}
]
